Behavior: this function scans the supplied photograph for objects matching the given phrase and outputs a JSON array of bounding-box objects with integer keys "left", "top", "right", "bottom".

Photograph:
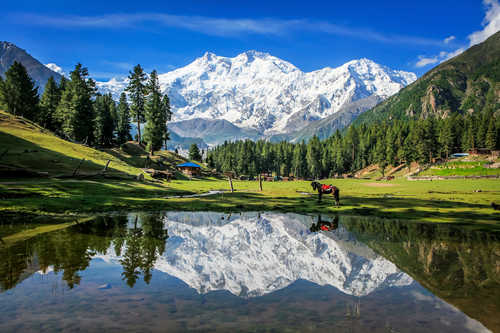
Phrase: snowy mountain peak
[
  {"left": 96, "top": 212, "right": 414, "bottom": 298},
  {"left": 97, "top": 51, "right": 416, "bottom": 135},
  {"left": 44, "top": 63, "right": 66, "bottom": 76},
  {"left": 238, "top": 50, "right": 271, "bottom": 61},
  {"left": 200, "top": 51, "right": 218, "bottom": 62}
]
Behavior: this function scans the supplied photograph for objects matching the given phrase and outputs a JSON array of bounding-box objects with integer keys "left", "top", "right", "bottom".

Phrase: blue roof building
[
  {"left": 177, "top": 162, "right": 202, "bottom": 176},
  {"left": 177, "top": 162, "right": 201, "bottom": 168}
]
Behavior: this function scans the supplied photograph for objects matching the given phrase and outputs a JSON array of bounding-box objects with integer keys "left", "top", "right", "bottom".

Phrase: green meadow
[
  {"left": 1, "top": 177, "right": 499, "bottom": 228},
  {"left": 1, "top": 110, "right": 499, "bottom": 228}
]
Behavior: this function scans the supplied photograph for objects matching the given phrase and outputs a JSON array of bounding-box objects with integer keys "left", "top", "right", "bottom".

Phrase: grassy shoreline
[{"left": 1, "top": 177, "right": 499, "bottom": 229}]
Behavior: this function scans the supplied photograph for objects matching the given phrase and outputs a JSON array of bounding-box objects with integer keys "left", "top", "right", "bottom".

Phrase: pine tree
[
  {"left": 0, "top": 61, "right": 39, "bottom": 120},
  {"left": 485, "top": 120, "right": 497, "bottom": 151},
  {"left": 207, "top": 153, "right": 215, "bottom": 169},
  {"left": 94, "top": 94, "right": 115, "bottom": 146},
  {"left": 55, "top": 63, "right": 96, "bottom": 144},
  {"left": 162, "top": 94, "right": 172, "bottom": 148},
  {"left": 306, "top": 135, "right": 322, "bottom": 179},
  {"left": 291, "top": 142, "right": 307, "bottom": 178},
  {"left": 477, "top": 112, "right": 490, "bottom": 148},
  {"left": 438, "top": 118, "right": 455, "bottom": 159},
  {"left": 38, "top": 76, "right": 61, "bottom": 131},
  {"left": 189, "top": 143, "right": 202, "bottom": 162},
  {"left": 385, "top": 127, "right": 396, "bottom": 166},
  {"left": 116, "top": 92, "right": 132, "bottom": 144},
  {"left": 109, "top": 94, "right": 118, "bottom": 130},
  {"left": 0, "top": 76, "right": 4, "bottom": 110},
  {"left": 126, "top": 64, "right": 147, "bottom": 144},
  {"left": 345, "top": 126, "right": 359, "bottom": 171},
  {"left": 143, "top": 70, "right": 166, "bottom": 154},
  {"left": 58, "top": 76, "right": 68, "bottom": 92}
]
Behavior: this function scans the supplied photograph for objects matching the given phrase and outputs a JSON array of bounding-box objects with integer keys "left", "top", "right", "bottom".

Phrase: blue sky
[{"left": 3, "top": 0, "right": 499, "bottom": 80}]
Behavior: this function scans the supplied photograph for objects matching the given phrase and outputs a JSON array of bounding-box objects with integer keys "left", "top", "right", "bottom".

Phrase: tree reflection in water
[
  {"left": 0, "top": 213, "right": 169, "bottom": 291},
  {"left": 120, "top": 214, "right": 169, "bottom": 287},
  {"left": 1, "top": 212, "right": 499, "bottom": 332},
  {"left": 342, "top": 216, "right": 500, "bottom": 332}
]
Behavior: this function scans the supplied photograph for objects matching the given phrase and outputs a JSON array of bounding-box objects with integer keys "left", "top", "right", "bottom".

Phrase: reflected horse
[
  {"left": 311, "top": 181, "right": 340, "bottom": 206},
  {"left": 309, "top": 215, "right": 339, "bottom": 233}
]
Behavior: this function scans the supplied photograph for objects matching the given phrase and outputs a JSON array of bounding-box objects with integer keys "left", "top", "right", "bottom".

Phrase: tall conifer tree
[
  {"left": 94, "top": 94, "right": 115, "bottom": 146},
  {"left": 55, "top": 63, "right": 96, "bottom": 144},
  {"left": 38, "top": 76, "right": 61, "bottom": 131},
  {"left": 189, "top": 143, "right": 202, "bottom": 162},
  {"left": 117, "top": 92, "right": 132, "bottom": 144},
  {"left": 0, "top": 61, "right": 39, "bottom": 120},
  {"left": 485, "top": 120, "right": 497, "bottom": 150},
  {"left": 126, "top": 65, "right": 147, "bottom": 144},
  {"left": 306, "top": 135, "right": 322, "bottom": 179},
  {"left": 144, "top": 70, "right": 166, "bottom": 154},
  {"left": 162, "top": 94, "right": 172, "bottom": 148}
]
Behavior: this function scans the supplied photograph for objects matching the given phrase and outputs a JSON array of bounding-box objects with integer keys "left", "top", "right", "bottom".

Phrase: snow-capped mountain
[
  {"left": 97, "top": 51, "right": 416, "bottom": 135},
  {"left": 44, "top": 63, "right": 66, "bottom": 77},
  {"left": 97, "top": 212, "right": 413, "bottom": 297}
]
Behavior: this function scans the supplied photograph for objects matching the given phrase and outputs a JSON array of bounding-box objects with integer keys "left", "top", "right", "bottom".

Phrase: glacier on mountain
[
  {"left": 96, "top": 212, "right": 413, "bottom": 298},
  {"left": 44, "top": 63, "right": 66, "bottom": 77},
  {"left": 97, "top": 51, "right": 416, "bottom": 134}
]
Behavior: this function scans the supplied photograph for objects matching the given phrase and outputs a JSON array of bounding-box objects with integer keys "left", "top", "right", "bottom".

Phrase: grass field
[
  {"left": 0, "top": 111, "right": 189, "bottom": 178},
  {"left": 1, "top": 110, "right": 499, "bottom": 228},
  {"left": 1, "top": 177, "right": 499, "bottom": 228},
  {"left": 420, "top": 160, "right": 500, "bottom": 177}
]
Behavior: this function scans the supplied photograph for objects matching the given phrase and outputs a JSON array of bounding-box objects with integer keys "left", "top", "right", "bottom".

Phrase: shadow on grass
[
  {"left": 0, "top": 132, "right": 133, "bottom": 177},
  {"left": 1, "top": 177, "right": 499, "bottom": 228}
]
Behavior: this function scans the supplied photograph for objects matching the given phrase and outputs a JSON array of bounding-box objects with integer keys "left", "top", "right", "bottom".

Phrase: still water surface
[{"left": 0, "top": 212, "right": 498, "bottom": 332}]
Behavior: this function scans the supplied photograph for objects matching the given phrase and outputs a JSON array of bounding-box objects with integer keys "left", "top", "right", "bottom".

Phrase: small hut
[{"left": 177, "top": 162, "right": 201, "bottom": 177}]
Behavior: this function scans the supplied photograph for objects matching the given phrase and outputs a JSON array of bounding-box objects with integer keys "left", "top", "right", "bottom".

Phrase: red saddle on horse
[{"left": 321, "top": 184, "right": 333, "bottom": 193}]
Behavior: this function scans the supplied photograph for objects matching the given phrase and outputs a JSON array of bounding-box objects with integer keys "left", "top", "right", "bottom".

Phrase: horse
[
  {"left": 311, "top": 181, "right": 340, "bottom": 206},
  {"left": 309, "top": 215, "right": 339, "bottom": 233}
]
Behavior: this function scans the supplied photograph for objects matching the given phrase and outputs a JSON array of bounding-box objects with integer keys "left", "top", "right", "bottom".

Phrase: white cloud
[
  {"left": 469, "top": 0, "right": 500, "bottom": 46},
  {"left": 444, "top": 35, "right": 456, "bottom": 44},
  {"left": 416, "top": 56, "right": 439, "bottom": 68},
  {"left": 415, "top": 47, "right": 466, "bottom": 68},
  {"left": 10, "top": 12, "right": 443, "bottom": 46},
  {"left": 415, "top": 0, "right": 500, "bottom": 68}
]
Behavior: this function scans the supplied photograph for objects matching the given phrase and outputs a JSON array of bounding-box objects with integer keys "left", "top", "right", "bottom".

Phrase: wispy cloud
[
  {"left": 469, "top": 0, "right": 500, "bottom": 45},
  {"left": 443, "top": 35, "right": 455, "bottom": 44},
  {"left": 416, "top": 0, "right": 500, "bottom": 67},
  {"left": 415, "top": 56, "right": 439, "bottom": 68},
  {"left": 415, "top": 48, "right": 466, "bottom": 68},
  {"left": 9, "top": 12, "right": 444, "bottom": 46}
]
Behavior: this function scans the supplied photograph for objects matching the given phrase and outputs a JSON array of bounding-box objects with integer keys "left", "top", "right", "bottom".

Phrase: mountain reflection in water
[{"left": 0, "top": 212, "right": 497, "bottom": 333}]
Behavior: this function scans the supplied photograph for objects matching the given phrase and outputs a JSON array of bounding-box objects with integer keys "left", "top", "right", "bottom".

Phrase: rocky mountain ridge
[
  {"left": 354, "top": 31, "right": 500, "bottom": 126},
  {"left": 0, "top": 41, "right": 62, "bottom": 90}
]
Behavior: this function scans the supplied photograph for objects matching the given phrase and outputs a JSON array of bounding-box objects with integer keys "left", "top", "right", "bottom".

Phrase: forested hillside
[
  {"left": 207, "top": 111, "right": 500, "bottom": 178},
  {"left": 354, "top": 31, "right": 500, "bottom": 125}
]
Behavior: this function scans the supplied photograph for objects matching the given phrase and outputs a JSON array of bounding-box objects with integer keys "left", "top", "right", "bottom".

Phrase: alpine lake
[{"left": 0, "top": 211, "right": 498, "bottom": 333}]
